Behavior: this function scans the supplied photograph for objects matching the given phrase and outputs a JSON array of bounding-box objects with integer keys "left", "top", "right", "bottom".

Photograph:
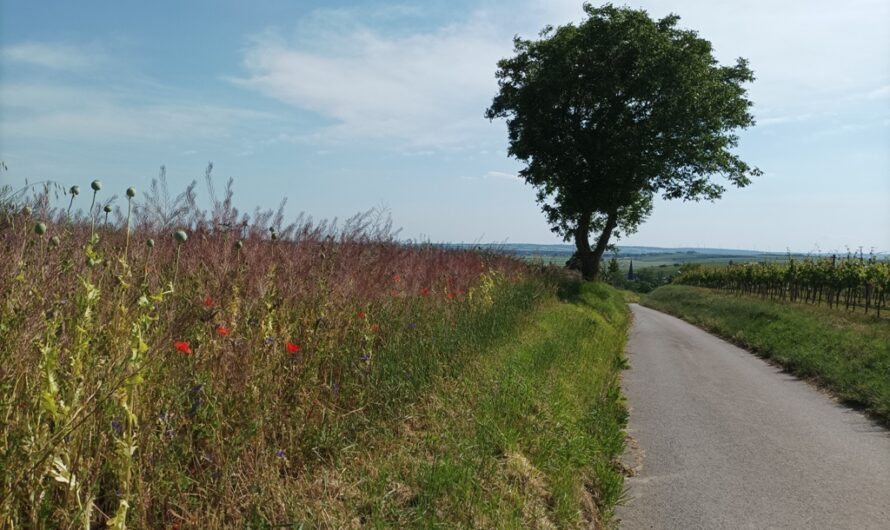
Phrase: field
[
  {"left": 0, "top": 183, "right": 631, "bottom": 528},
  {"left": 643, "top": 285, "right": 890, "bottom": 425},
  {"left": 509, "top": 244, "right": 812, "bottom": 294}
]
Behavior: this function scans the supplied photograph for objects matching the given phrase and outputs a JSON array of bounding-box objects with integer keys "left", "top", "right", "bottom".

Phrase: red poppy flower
[
  {"left": 392, "top": 274, "right": 401, "bottom": 282},
  {"left": 216, "top": 325, "right": 230, "bottom": 337},
  {"left": 174, "top": 341, "right": 192, "bottom": 355},
  {"left": 420, "top": 288, "right": 429, "bottom": 297},
  {"left": 203, "top": 295, "right": 214, "bottom": 307},
  {"left": 357, "top": 311, "right": 366, "bottom": 320},
  {"left": 286, "top": 342, "right": 301, "bottom": 353},
  {"left": 447, "top": 292, "right": 454, "bottom": 300},
  {"left": 370, "top": 324, "right": 379, "bottom": 333}
]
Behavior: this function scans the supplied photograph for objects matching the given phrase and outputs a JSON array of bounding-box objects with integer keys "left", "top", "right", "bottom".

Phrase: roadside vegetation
[
  {"left": 643, "top": 285, "right": 890, "bottom": 425},
  {"left": 0, "top": 177, "right": 630, "bottom": 528},
  {"left": 301, "top": 280, "right": 630, "bottom": 528},
  {"left": 674, "top": 258, "right": 889, "bottom": 316}
]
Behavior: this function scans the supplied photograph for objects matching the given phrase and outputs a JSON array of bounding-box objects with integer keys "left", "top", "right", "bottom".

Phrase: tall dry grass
[{"left": 0, "top": 173, "right": 534, "bottom": 528}]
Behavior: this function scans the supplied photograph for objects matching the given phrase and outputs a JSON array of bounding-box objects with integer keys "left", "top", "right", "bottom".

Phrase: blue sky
[{"left": 1, "top": 0, "right": 888, "bottom": 252}]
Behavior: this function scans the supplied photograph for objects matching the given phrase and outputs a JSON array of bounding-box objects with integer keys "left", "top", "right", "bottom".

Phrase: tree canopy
[{"left": 486, "top": 3, "right": 761, "bottom": 280}]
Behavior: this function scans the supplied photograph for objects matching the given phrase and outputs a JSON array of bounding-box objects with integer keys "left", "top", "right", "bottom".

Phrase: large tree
[{"left": 486, "top": 3, "right": 761, "bottom": 280}]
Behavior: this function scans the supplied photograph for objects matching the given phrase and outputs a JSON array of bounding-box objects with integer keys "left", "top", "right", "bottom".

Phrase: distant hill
[
  {"left": 439, "top": 243, "right": 888, "bottom": 265},
  {"left": 444, "top": 243, "right": 779, "bottom": 258}
]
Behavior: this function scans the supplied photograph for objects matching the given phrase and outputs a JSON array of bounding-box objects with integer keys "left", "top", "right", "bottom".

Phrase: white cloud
[
  {"left": 2, "top": 42, "right": 104, "bottom": 71},
  {"left": 232, "top": 12, "right": 512, "bottom": 148},
  {"left": 485, "top": 170, "right": 520, "bottom": 181},
  {"left": 0, "top": 83, "right": 281, "bottom": 143},
  {"left": 460, "top": 170, "right": 522, "bottom": 182},
  {"left": 232, "top": 0, "right": 888, "bottom": 148}
]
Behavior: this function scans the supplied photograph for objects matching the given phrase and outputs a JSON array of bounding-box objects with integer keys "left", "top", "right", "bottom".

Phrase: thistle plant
[
  {"left": 124, "top": 187, "right": 135, "bottom": 262},
  {"left": 143, "top": 238, "right": 154, "bottom": 282},
  {"left": 106, "top": 288, "right": 163, "bottom": 530},
  {"left": 66, "top": 185, "right": 79, "bottom": 223},
  {"left": 173, "top": 229, "right": 187, "bottom": 287},
  {"left": 89, "top": 180, "right": 101, "bottom": 241}
]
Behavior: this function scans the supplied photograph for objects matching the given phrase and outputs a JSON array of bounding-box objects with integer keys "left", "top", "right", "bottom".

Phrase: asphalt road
[{"left": 616, "top": 304, "right": 890, "bottom": 530}]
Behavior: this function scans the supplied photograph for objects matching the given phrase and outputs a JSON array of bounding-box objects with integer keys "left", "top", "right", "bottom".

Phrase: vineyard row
[{"left": 673, "top": 258, "right": 890, "bottom": 316}]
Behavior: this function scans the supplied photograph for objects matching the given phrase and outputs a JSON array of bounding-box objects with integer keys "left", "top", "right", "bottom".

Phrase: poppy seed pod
[
  {"left": 34, "top": 222, "right": 46, "bottom": 235},
  {"left": 146, "top": 239, "right": 155, "bottom": 248},
  {"left": 91, "top": 180, "right": 102, "bottom": 191},
  {"left": 126, "top": 187, "right": 136, "bottom": 198},
  {"left": 70, "top": 185, "right": 80, "bottom": 196},
  {"left": 103, "top": 205, "right": 112, "bottom": 213},
  {"left": 50, "top": 235, "right": 60, "bottom": 247},
  {"left": 235, "top": 240, "right": 243, "bottom": 249},
  {"left": 174, "top": 230, "right": 188, "bottom": 243},
  {"left": 22, "top": 205, "right": 32, "bottom": 216}
]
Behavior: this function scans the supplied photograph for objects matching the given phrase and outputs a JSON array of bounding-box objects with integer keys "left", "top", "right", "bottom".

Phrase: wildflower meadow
[{"left": 0, "top": 174, "right": 550, "bottom": 527}]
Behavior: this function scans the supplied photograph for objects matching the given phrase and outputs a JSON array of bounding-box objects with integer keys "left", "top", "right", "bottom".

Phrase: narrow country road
[{"left": 616, "top": 304, "right": 890, "bottom": 530}]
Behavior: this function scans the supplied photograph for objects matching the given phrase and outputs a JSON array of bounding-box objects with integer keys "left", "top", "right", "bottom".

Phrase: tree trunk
[
  {"left": 590, "top": 212, "right": 618, "bottom": 280},
  {"left": 574, "top": 213, "right": 594, "bottom": 280},
  {"left": 573, "top": 211, "right": 618, "bottom": 281}
]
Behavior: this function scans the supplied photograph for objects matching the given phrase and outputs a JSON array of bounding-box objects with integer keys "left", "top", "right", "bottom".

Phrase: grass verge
[
  {"left": 296, "top": 280, "right": 631, "bottom": 529},
  {"left": 643, "top": 285, "right": 890, "bottom": 425}
]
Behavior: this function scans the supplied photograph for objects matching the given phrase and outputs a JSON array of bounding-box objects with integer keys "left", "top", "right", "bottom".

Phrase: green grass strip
[{"left": 300, "top": 281, "right": 631, "bottom": 529}]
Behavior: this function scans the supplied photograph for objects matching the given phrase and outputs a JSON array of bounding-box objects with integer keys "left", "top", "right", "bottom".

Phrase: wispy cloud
[
  {"left": 485, "top": 170, "right": 521, "bottom": 181},
  {"left": 231, "top": 14, "right": 509, "bottom": 148},
  {"left": 2, "top": 42, "right": 104, "bottom": 71},
  {"left": 231, "top": 0, "right": 888, "bottom": 149},
  {"left": 0, "top": 83, "right": 282, "bottom": 144},
  {"left": 461, "top": 170, "right": 522, "bottom": 182}
]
